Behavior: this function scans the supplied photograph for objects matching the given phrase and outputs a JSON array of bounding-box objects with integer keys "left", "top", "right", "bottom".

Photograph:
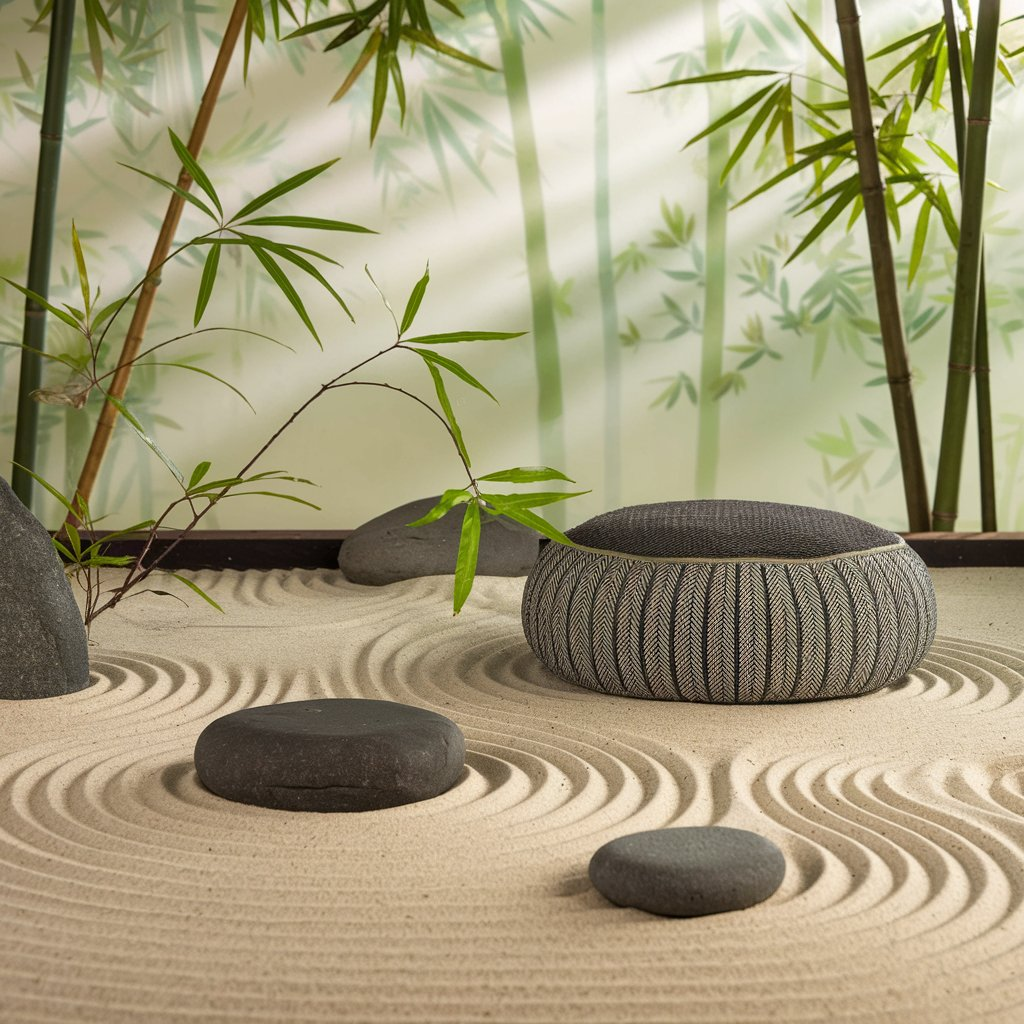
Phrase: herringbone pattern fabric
[{"left": 521, "top": 540, "right": 937, "bottom": 704}]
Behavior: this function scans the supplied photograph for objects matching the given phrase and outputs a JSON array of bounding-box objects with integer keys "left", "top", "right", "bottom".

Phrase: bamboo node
[
  {"left": 966, "top": 117, "right": 992, "bottom": 126},
  {"left": 948, "top": 361, "right": 974, "bottom": 373}
]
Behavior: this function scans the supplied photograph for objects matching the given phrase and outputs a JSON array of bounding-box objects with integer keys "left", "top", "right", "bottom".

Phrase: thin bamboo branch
[
  {"left": 834, "top": 0, "right": 931, "bottom": 531},
  {"left": 695, "top": 0, "right": 728, "bottom": 499},
  {"left": 943, "top": 0, "right": 997, "bottom": 531},
  {"left": 591, "top": 0, "right": 621, "bottom": 506},
  {"left": 67, "top": 0, "right": 249, "bottom": 522},
  {"left": 932, "top": 0, "right": 1001, "bottom": 531},
  {"left": 11, "top": 0, "right": 76, "bottom": 510}
]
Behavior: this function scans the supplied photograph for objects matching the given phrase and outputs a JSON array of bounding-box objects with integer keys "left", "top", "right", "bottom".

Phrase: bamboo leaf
[
  {"left": 477, "top": 466, "right": 574, "bottom": 483},
  {"left": 168, "top": 573, "right": 224, "bottom": 613},
  {"left": 2, "top": 278, "right": 82, "bottom": 329},
  {"left": 236, "top": 215, "right": 375, "bottom": 233},
  {"left": 720, "top": 83, "right": 784, "bottom": 181},
  {"left": 107, "top": 396, "right": 185, "bottom": 485},
  {"left": 908, "top": 197, "right": 931, "bottom": 285},
  {"left": 685, "top": 82, "right": 779, "bottom": 148},
  {"left": 70, "top": 221, "right": 91, "bottom": 316},
  {"left": 788, "top": 4, "right": 846, "bottom": 77},
  {"left": 425, "top": 361, "right": 470, "bottom": 467},
  {"left": 483, "top": 502, "right": 572, "bottom": 546},
  {"left": 452, "top": 501, "right": 480, "bottom": 614},
  {"left": 119, "top": 163, "right": 218, "bottom": 220},
  {"left": 369, "top": 31, "right": 391, "bottom": 143},
  {"left": 409, "top": 348, "right": 496, "bottom": 401},
  {"left": 11, "top": 463, "right": 77, "bottom": 517},
  {"left": 168, "top": 129, "right": 223, "bottom": 218},
  {"left": 401, "top": 330, "right": 525, "bottom": 345},
  {"left": 479, "top": 490, "right": 588, "bottom": 510},
  {"left": 231, "top": 159, "right": 340, "bottom": 220},
  {"left": 138, "top": 362, "right": 255, "bottom": 413},
  {"left": 193, "top": 242, "right": 220, "bottom": 325},
  {"left": 399, "top": 26, "right": 497, "bottom": 71},
  {"left": 401, "top": 264, "right": 430, "bottom": 334},
  {"left": 642, "top": 69, "right": 779, "bottom": 92},
  {"left": 222, "top": 490, "right": 322, "bottom": 509},
  {"left": 330, "top": 27, "right": 382, "bottom": 104},
  {"left": 784, "top": 179, "right": 860, "bottom": 265},
  {"left": 248, "top": 245, "right": 321, "bottom": 346},
  {"left": 188, "top": 462, "right": 212, "bottom": 490},
  {"left": 406, "top": 488, "right": 471, "bottom": 526}
]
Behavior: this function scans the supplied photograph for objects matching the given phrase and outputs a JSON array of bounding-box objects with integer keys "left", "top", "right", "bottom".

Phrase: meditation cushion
[{"left": 521, "top": 500, "right": 936, "bottom": 703}]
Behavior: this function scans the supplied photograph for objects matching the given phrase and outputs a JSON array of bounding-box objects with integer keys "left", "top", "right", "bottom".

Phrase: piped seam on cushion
[{"left": 554, "top": 539, "right": 907, "bottom": 566}]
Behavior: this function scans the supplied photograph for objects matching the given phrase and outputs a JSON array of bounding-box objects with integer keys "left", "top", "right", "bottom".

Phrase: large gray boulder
[
  {"left": 1, "top": 475, "right": 91, "bottom": 699},
  {"left": 339, "top": 495, "right": 540, "bottom": 586}
]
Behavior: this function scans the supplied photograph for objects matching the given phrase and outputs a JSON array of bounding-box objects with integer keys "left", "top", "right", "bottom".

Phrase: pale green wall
[{"left": 2, "top": 0, "right": 1022, "bottom": 532}]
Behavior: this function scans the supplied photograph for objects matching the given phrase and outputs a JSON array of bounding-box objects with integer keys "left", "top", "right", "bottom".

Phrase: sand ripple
[{"left": 2, "top": 570, "right": 1024, "bottom": 1022}]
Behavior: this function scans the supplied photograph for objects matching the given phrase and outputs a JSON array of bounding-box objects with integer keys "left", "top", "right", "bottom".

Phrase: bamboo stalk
[
  {"left": 943, "top": 0, "right": 997, "bottom": 531},
  {"left": 591, "top": 0, "right": 621, "bottom": 507},
  {"left": 67, "top": 0, "right": 248, "bottom": 520},
  {"left": 485, "top": 0, "right": 567, "bottom": 518},
  {"left": 695, "top": 0, "right": 727, "bottom": 499},
  {"left": 10, "top": 0, "right": 77, "bottom": 510},
  {"left": 834, "top": 0, "right": 931, "bottom": 531},
  {"left": 932, "top": 0, "right": 1000, "bottom": 531}
]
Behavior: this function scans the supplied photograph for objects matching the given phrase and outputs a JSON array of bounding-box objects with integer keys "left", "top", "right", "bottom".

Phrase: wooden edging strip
[{"left": 57, "top": 530, "right": 1024, "bottom": 572}]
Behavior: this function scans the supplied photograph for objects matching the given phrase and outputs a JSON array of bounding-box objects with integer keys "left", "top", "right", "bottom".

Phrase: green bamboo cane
[
  {"left": 942, "top": 0, "right": 996, "bottom": 531},
  {"left": 591, "top": 0, "right": 621, "bottom": 506},
  {"left": 932, "top": 0, "right": 1001, "bottom": 531},
  {"left": 485, "top": 0, "right": 567, "bottom": 515},
  {"left": 695, "top": 0, "right": 727, "bottom": 499},
  {"left": 834, "top": 0, "right": 931, "bottom": 531},
  {"left": 10, "top": 0, "right": 77, "bottom": 510}
]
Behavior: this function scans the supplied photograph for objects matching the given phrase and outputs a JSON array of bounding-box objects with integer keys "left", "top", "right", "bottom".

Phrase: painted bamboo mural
[
  {"left": 833, "top": 0, "right": 930, "bottom": 531},
  {"left": 10, "top": 0, "right": 76, "bottom": 509},
  {"left": 933, "top": 0, "right": 1001, "bottom": 531},
  {"left": 695, "top": 0, "right": 728, "bottom": 499},
  {"left": 484, "top": 0, "right": 566, "bottom": 488},
  {"left": 591, "top": 0, "right": 621, "bottom": 505}
]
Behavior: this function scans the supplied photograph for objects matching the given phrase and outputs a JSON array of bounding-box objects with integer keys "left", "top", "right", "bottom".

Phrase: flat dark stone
[
  {"left": 339, "top": 495, "right": 539, "bottom": 586},
  {"left": 589, "top": 826, "right": 786, "bottom": 917},
  {"left": 194, "top": 698, "right": 465, "bottom": 812},
  {"left": 0, "top": 475, "right": 90, "bottom": 700}
]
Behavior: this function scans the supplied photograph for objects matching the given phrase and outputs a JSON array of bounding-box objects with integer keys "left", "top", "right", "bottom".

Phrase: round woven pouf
[{"left": 521, "top": 499, "right": 937, "bottom": 703}]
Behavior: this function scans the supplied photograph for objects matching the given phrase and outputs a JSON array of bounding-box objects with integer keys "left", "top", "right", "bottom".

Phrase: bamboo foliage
[
  {"left": 833, "top": 0, "right": 930, "bottom": 531},
  {"left": 11, "top": 0, "right": 76, "bottom": 509},
  {"left": 933, "top": 0, "right": 1002, "bottom": 531}
]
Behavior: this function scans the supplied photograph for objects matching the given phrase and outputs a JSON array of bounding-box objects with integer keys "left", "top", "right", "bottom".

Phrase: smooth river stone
[
  {"left": 194, "top": 698, "right": 465, "bottom": 812},
  {"left": 339, "top": 495, "right": 539, "bottom": 585},
  {"left": 0, "top": 475, "right": 90, "bottom": 700},
  {"left": 589, "top": 826, "right": 786, "bottom": 917}
]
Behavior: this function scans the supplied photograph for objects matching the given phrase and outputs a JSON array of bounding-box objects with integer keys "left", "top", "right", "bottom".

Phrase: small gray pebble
[
  {"left": 194, "top": 698, "right": 465, "bottom": 812},
  {"left": 589, "top": 826, "right": 786, "bottom": 917}
]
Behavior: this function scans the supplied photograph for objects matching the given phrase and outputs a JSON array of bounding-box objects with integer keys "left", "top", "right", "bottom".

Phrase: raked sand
[{"left": 2, "top": 567, "right": 1024, "bottom": 1023}]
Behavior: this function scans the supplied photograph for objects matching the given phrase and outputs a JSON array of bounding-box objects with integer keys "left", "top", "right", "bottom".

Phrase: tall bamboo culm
[
  {"left": 11, "top": 0, "right": 76, "bottom": 510},
  {"left": 485, "top": 0, "right": 567, "bottom": 518},
  {"left": 932, "top": 0, "right": 1001, "bottom": 531},
  {"left": 695, "top": 0, "right": 728, "bottom": 499},
  {"left": 67, "top": 0, "right": 249, "bottom": 521},
  {"left": 591, "top": 0, "right": 621, "bottom": 506},
  {"left": 942, "top": 0, "right": 996, "bottom": 531},
  {"left": 834, "top": 0, "right": 931, "bottom": 532}
]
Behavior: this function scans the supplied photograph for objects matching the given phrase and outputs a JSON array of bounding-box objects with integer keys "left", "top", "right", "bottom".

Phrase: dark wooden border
[{"left": 69, "top": 530, "right": 1024, "bottom": 571}]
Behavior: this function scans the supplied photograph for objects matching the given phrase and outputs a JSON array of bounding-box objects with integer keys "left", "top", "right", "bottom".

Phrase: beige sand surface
[{"left": 2, "top": 567, "right": 1023, "bottom": 1023}]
